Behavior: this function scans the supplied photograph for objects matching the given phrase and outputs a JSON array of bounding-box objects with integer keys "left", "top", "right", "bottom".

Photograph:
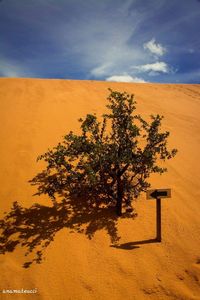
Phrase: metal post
[{"left": 156, "top": 198, "right": 161, "bottom": 242}]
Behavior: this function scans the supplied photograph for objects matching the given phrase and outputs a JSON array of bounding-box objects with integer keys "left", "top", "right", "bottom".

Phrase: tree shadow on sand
[{"left": 0, "top": 171, "right": 136, "bottom": 268}]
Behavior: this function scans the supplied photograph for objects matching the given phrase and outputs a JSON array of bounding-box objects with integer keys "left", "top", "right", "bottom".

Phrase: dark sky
[{"left": 0, "top": 0, "right": 200, "bottom": 83}]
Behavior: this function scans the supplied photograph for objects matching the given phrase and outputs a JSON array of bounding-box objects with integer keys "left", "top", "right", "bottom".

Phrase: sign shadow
[{"left": 111, "top": 238, "right": 159, "bottom": 250}]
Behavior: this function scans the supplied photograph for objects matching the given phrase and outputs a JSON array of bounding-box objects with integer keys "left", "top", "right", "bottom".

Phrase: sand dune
[{"left": 0, "top": 78, "right": 200, "bottom": 299}]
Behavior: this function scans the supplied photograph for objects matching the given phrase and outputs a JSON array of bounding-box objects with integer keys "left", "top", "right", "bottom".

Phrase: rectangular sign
[{"left": 147, "top": 188, "right": 171, "bottom": 200}]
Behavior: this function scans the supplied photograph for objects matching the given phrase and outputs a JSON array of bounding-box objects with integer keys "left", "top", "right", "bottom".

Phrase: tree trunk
[{"left": 116, "top": 175, "right": 123, "bottom": 216}]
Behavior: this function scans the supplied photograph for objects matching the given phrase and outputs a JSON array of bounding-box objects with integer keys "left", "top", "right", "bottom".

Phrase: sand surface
[{"left": 0, "top": 78, "right": 200, "bottom": 299}]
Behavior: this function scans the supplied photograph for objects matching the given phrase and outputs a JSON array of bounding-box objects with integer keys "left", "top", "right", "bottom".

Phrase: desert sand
[{"left": 0, "top": 78, "right": 200, "bottom": 300}]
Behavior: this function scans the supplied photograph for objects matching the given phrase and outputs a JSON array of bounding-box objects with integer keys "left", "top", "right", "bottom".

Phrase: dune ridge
[{"left": 0, "top": 78, "right": 200, "bottom": 300}]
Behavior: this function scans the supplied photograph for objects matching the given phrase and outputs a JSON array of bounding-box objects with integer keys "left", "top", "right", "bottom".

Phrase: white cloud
[
  {"left": 60, "top": 4, "right": 148, "bottom": 79},
  {"left": 0, "top": 68, "right": 20, "bottom": 78},
  {"left": 188, "top": 48, "right": 195, "bottom": 54},
  {"left": 134, "top": 61, "right": 170, "bottom": 74},
  {"left": 106, "top": 74, "right": 147, "bottom": 83},
  {"left": 143, "top": 38, "right": 166, "bottom": 56},
  {"left": 0, "top": 1, "right": 169, "bottom": 81},
  {"left": 90, "top": 63, "right": 113, "bottom": 77},
  {"left": 0, "top": 57, "right": 32, "bottom": 78}
]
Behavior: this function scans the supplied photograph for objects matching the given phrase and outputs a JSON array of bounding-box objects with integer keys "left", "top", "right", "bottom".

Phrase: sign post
[
  {"left": 147, "top": 189, "right": 171, "bottom": 242},
  {"left": 156, "top": 197, "right": 161, "bottom": 242}
]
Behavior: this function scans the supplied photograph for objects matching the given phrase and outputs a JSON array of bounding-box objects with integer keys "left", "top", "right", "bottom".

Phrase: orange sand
[{"left": 0, "top": 78, "right": 200, "bottom": 299}]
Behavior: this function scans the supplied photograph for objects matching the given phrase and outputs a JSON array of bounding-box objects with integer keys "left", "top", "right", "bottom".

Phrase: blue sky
[{"left": 0, "top": 0, "right": 200, "bottom": 83}]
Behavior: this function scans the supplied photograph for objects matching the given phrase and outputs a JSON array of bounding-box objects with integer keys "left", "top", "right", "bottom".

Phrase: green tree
[{"left": 35, "top": 89, "right": 177, "bottom": 216}]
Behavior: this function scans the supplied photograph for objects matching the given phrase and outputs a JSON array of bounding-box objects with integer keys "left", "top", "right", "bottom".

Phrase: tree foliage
[{"left": 34, "top": 89, "right": 177, "bottom": 216}]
